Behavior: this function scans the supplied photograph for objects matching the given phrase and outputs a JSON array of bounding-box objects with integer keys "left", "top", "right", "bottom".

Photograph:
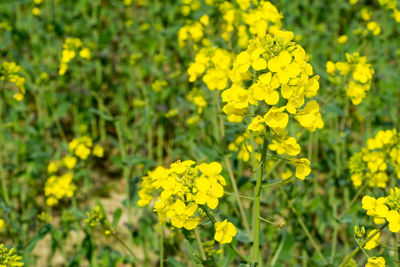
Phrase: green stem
[
  {"left": 397, "top": 233, "right": 400, "bottom": 265},
  {"left": 200, "top": 206, "right": 251, "bottom": 264},
  {"left": 224, "top": 156, "right": 251, "bottom": 238},
  {"left": 338, "top": 223, "right": 387, "bottom": 267},
  {"left": 160, "top": 223, "right": 164, "bottom": 267},
  {"left": 111, "top": 232, "right": 136, "bottom": 260},
  {"left": 252, "top": 128, "right": 270, "bottom": 264},
  {"left": 280, "top": 187, "right": 328, "bottom": 265},
  {"left": 195, "top": 228, "right": 206, "bottom": 261},
  {"left": 262, "top": 175, "right": 294, "bottom": 188},
  {"left": 258, "top": 216, "right": 282, "bottom": 227},
  {"left": 0, "top": 98, "right": 9, "bottom": 205},
  {"left": 330, "top": 189, "right": 338, "bottom": 264},
  {"left": 224, "top": 191, "right": 254, "bottom": 200},
  {"left": 115, "top": 121, "right": 131, "bottom": 213}
]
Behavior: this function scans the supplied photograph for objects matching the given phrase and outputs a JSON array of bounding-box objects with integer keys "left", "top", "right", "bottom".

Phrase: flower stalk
[{"left": 252, "top": 127, "right": 270, "bottom": 264}]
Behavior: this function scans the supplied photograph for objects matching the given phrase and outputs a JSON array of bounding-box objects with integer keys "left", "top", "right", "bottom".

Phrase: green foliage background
[{"left": 0, "top": 0, "right": 400, "bottom": 266}]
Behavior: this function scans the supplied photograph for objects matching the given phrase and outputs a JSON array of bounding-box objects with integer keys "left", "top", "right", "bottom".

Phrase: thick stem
[{"left": 252, "top": 128, "right": 270, "bottom": 263}]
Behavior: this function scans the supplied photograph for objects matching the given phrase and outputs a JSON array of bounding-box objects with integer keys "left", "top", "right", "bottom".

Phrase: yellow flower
[
  {"left": 194, "top": 176, "right": 224, "bottom": 209},
  {"left": 367, "top": 21, "right": 381, "bottom": 35},
  {"left": 280, "top": 169, "right": 292, "bottom": 180},
  {"left": 291, "top": 158, "right": 311, "bottom": 180},
  {"left": 248, "top": 116, "right": 265, "bottom": 132},
  {"left": 170, "top": 160, "right": 195, "bottom": 174},
  {"left": 326, "top": 61, "right": 336, "bottom": 74},
  {"left": 264, "top": 106, "right": 288, "bottom": 129},
  {"left": 361, "top": 196, "right": 388, "bottom": 224},
  {"left": 75, "top": 144, "right": 91, "bottom": 160},
  {"left": 251, "top": 72, "right": 280, "bottom": 105},
  {"left": 214, "top": 219, "right": 237, "bottom": 244},
  {"left": 268, "top": 51, "right": 301, "bottom": 84},
  {"left": 269, "top": 137, "right": 301, "bottom": 156},
  {"left": 79, "top": 47, "right": 91, "bottom": 60},
  {"left": 167, "top": 200, "right": 199, "bottom": 230},
  {"left": 386, "top": 210, "right": 400, "bottom": 232},
  {"left": 337, "top": 35, "right": 348, "bottom": 44},
  {"left": 365, "top": 257, "right": 385, "bottom": 267},
  {"left": 198, "top": 162, "right": 222, "bottom": 177},
  {"left": 364, "top": 229, "right": 380, "bottom": 250},
  {"left": 13, "top": 93, "right": 24, "bottom": 101},
  {"left": 63, "top": 156, "right": 77, "bottom": 170},
  {"left": 48, "top": 161, "right": 58, "bottom": 173},
  {"left": 32, "top": 7, "right": 40, "bottom": 16},
  {"left": 93, "top": 145, "right": 104, "bottom": 157},
  {"left": 0, "top": 219, "right": 5, "bottom": 231},
  {"left": 351, "top": 173, "right": 362, "bottom": 187},
  {"left": 294, "top": 100, "right": 324, "bottom": 132},
  {"left": 199, "top": 15, "right": 209, "bottom": 26}
]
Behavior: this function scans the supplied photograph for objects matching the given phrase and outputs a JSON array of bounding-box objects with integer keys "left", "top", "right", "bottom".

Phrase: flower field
[{"left": 1, "top": 0, "right": 400, "bottom": 266}]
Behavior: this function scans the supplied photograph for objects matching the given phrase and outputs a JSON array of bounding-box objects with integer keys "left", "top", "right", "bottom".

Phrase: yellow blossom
[
  {"left": 365, "top": 257, "right": 385, "bottom": 267},
  {"left": 364, "top": 230, "right": 380, "bottom": 250},
  {"left": 291, "top": 158, "right": 311, "bottom": 180},
  {"left": 214, "top": 219, "right": 237, "bottom": 244}
]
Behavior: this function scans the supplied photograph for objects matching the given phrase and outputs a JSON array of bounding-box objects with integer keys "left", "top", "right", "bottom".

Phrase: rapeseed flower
[{"left": 214, "top": 219, "right": 237, "bottom": 244}]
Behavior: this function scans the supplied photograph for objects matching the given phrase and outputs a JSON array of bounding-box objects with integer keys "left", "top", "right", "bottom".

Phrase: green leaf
[{"left": 112, "top": 208, "right": 122, "bottom": 227}]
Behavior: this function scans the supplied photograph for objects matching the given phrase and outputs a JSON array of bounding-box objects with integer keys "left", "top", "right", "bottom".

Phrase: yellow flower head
[
  {"left": 291, "top": 158, "right": 311, "bottom": 180},
  {"left": 214, "top": 219, "right": 237, "bottom": 244},
  {"left": 364, "top": 229, "right": 380, "bottom": 250},
  {"left": 365, "top": 256, "right": 385, "bottom": 267}
]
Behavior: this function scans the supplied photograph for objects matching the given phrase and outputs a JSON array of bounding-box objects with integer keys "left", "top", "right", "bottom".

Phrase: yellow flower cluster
[
  {"left": 187, "top": 47, "right": 233, "bottom": 91},
  {"left": 218, "top": 0, "right": 282, "bottom": 43},
  {"left": 349, "top": 129, "right": 400, "bottom": 188},
  {"left": 180, "top": 0, "right": 201, "bottom": 16},
  {"left": 151, "top": 79, "right": 167, "bottom": 92},
  {"left": 138, "top": 160, "right": 237, "bottom": 243},
  {"left": 228, "top": 132, "right": 262, "bottom": 162},
  {"left": 362, "top": 187, "right": 400, "bottom": 232},
  {"left": 32, "top": 0, "right": 43, "bottom": 16},
  {"left": 365, "top": 256, "right": 385, "bottom": 267},
  {"left": 223, "top": 30, "right": 321, "bottom": 128},
  {"left": 44, "top": 172, "right": 76, "bottom": 206},
  {"left": 179, "top": 1, "right": 282, "bottom": 51},
  {"left": 59, "top": 37, "right": 91, "bottom": 75},
  {"left": 187, "top": 89, "right": 207, "bottom": 114},
  {"left": 378, "top": 0, "right": 400, "bottom": 23},
  {"left": 0, "top": 244, "right": 24, "bottom": 267},
  {"left": 0, "top": 61, "right": 26, "bottom": 101},
  {"left": 45, "top": 137, "right": 103, "bottom": 205},
  {"left": 178, "top": 20, "right": 207, "bottom": 49},
  {"left": 69, "top": 136, "right": 104, "bottom": 160},
  {"left": 85, "top": 205, "right": 114, "bottom": 236},
  {"left": 327, "top": 52, "right": 374, "bottom": 105}
]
